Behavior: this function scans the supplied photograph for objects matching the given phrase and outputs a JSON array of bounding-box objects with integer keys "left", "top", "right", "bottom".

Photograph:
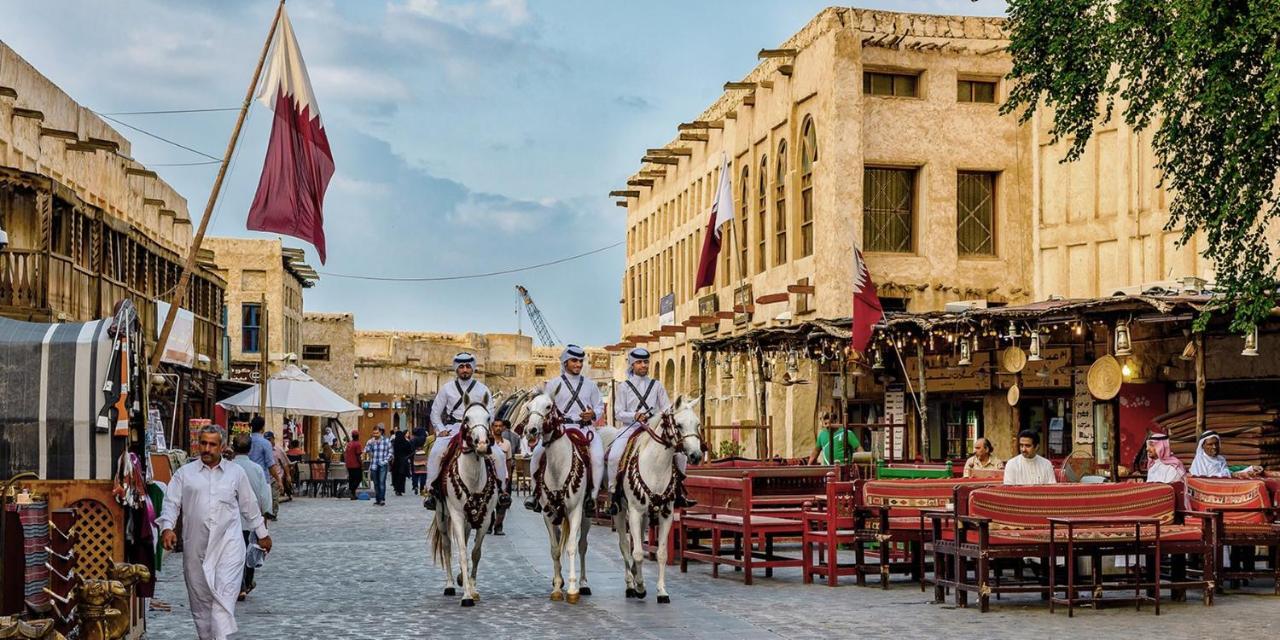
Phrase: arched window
[
  {"left": 800, "top": 117, "right": 817, "bottom": 257},
  {"left": 775, "top": 139, "right": 788, "bottom": 266},
  {"left": 756, "top": 154, "right": 768, "bottom": 274},
  {"left": 738, "top": 164, "right": 750, "bottom": 280}
]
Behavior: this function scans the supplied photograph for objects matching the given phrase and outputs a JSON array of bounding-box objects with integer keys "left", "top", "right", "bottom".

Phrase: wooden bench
[
  {"left": 931, "top": 482, "right": 1216, "bottom": 612},
  {"left": 1186, "top": 477, "right": 1280, "bottom": 592},
  {"left": 679, "top": 473, "right": 813, "bottom": 584},
  {"left": 853, "top": 477, "right": 999, "bottom": 589}
]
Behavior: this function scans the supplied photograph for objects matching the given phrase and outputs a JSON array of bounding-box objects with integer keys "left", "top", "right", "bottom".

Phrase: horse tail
[{"left": 428, "top": 510, "right": 448, "bottom": 567}]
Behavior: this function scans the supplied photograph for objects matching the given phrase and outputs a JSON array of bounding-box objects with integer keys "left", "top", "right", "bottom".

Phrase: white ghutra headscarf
[{"left": 1189, "top": 431, "right": 1231, "bottom": 478}]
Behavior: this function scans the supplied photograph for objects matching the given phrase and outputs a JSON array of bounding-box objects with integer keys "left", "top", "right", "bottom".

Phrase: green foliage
[
  {"left": 1003, "top": 0, "right": 1280, "bottom": 331},
  {"left": 715, "top": 440, "right": 744, "bottom": 459}
]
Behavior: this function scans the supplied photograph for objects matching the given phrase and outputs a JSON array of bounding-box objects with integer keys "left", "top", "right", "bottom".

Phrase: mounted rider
[
  {"left": 423, "top": 352, "right": 509, "bottom": 511},
  {"left": 525, "top": 344, "right": 605, "bottom": 515},
  {"left": 605, "top": 347, "right": 697, "bottom": 514}
]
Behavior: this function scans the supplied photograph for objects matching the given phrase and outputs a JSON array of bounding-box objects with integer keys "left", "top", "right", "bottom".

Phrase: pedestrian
[
  {"left": 266, "top": 431, "right": 292, "bottom": 503},
  {"left": 227, "top": 433, "right": 273, "bottom": 601},
  {"left": 410, "top": 427, "right": 429, "bottom": 495},
  {"left": 344, "top": 432, "right": 364, "bottom": 500},
  {"left": 157, "top": 425, "right": 272, "bottom": 640},
  {"left": 248, "top": 417, "right": 281, "bottom": 485},
  {"left": 489, "top": 418, "right": 515, "bottom": 535},
  {"left": 391, "top": 428, "right": 413, "bottom": 496},
  {"left": 364, "top": 425, "right": 392, "bottom": 505}
]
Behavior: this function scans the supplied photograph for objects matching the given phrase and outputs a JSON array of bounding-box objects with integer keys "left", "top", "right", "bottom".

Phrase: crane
[{"left": 515, "top": 285, "right": 562, "bottom": 347}]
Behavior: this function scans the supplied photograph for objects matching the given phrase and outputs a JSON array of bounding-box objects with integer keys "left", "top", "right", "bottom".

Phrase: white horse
[
  {"left": 524, "top": 393, "right": 604, "bottom": 604},
  {"left": 604, "top": 396, "right": 701, "bottom": 604},
  {"left": 428, "top": 403, "right": 499, "bottom": 607}
]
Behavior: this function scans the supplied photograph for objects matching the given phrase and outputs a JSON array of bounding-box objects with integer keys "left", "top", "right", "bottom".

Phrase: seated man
[
  {"left": 1003, "top": 430, "right": 1056, "bottom": 485},
  {"left": 1190, "top": 430, "right": 1264, "bottom": 478},
  {"left": 1145, "top": 432, "right": 1186, "bottom": 483},
  {"left": 963, "top": 437, "right": 1004, "bottom": 477},
  {"left": 806, "top": 412, "right": 860, "bottom": 465}
]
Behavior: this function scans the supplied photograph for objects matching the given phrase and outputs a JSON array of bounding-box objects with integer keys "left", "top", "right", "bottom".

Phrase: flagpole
[{"left": 149, "top": 0, "right": 287, "bottom": 372}]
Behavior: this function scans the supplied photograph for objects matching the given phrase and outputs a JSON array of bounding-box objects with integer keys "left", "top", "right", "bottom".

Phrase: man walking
[
  {"left": 423, "top": 353, "right": 508, "bottom": 511},
  {"left": 364, "top": 425, "right": 392, "bottom": 505},
  {"left": 526, "top": 345, "right": 605, "bottom": 514},
  {"left": 248, "top": 417, "right": 280, "bottom": 485},
  {"left": 158, "top": 425, "right": 272, "bottom": 640},
  {"left": 344, "top": 433, "right": 363, "bottom": 499},
  {"left": 227, "top": 434, "right": 273, "bottom": 601},
  {"left": 606, "top": 348, "right": 696, "bottom": 513},
  {"left": 410, "top": 426, "right": 429, "bottom": 495}
]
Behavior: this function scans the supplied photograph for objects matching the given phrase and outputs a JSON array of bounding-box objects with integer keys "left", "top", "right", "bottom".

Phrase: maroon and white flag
[
  {"left": 694, "top": 153, "right": 735, "bottom": 289},
  {"left": 248, "top": 6, "right": 334, "bottom": 263},
  {"left": 851, "top": 247, "right": 883, "bottom": 354}
]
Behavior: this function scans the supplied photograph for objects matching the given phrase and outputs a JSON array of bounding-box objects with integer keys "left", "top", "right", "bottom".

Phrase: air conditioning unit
[{"left": 944, "top": 300, "right": 988, "bottom": 313}]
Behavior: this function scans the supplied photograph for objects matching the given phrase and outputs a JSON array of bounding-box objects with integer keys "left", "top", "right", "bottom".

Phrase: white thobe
[
  {"left": 1002, "top": 455, "right": 1057, "bottom": 485},
  {"left": 229, "top": 457, "right": 273, "bottom": 527},
  {"left": 531, "top": 373, "right": 606, "bottom": 490},
  {"left": 607, "top": 374, "right": 680, "bottom": 492},
  {"left": 427, "top": 377, "right": 497, "bottom": 486},
  {"left": 1147, "top": 460, "right": 1186, "bottom": 484},
  {"left": 157, "top": 460, "right": 268, "bottom": 640}
]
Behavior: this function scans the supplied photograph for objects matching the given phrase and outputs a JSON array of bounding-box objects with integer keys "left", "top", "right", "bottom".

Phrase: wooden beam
[
  {"left": 609, "top": 190, "right": 641, "bottom": 198},
  {"left": 778, "top": 64, "right": 794, "bottom": 77},
  {"left": 646, "top": 148, "right": 676, "bottom": 156},
  {"left": 0, "top": 86, "right": 17, "bottom": 98},
  {"left": 159, "top": 209, "right": 177, "bottom": 218},
  {"left": 786, "top": 284, "right": 815, "bottom": 295},
  {"left": 143, "top": 198, "right": 166, "bottom": 207},
  {"left": 642, "top": 156, "right": 680, "bottom": 165},
  {"left": 85, "top": 138, "right": 121, "bottom": 152},
  {"left": 679, "top": 132, "right": 708, "bottom": 142},
  {"left": 758, "top": 80, "right": 774, "bottom": 89},
  {"left": 126, "top": 167, "right": 159, "bottom": 178},
  {"left": 724, "top": 110, "right": 737, "bottom": 119},
  {"left": 639, "top": 170, "right": 667, "bottom": 178},
  {"left": 724, "top": 81, "right": 756, "bottom": 91},
  {"left": 626, "top": 179, "right": 654, "bottom": 187},
  {"left": 743, "top": 93, "right": 756, "bottom": 106},
  {"left": 732, "top": 304, "right": 755, "bottom": 313},
  {"left": 678, "top": 121, "right": 724, "bottom": 130},
  {"left": 714, "top": 311, "right": 736, "bottom": 320},
  {"left": 64, "top": 142, "right": 100, "bottom": 153},
  {"left": 12, "top": 107, "right": 43, "bottom": 120},
  {"left": 758, "top": 48, "right": 798, "bottom": 59},
  {"left": 666, "top": 148, "right": 694, "bottom": 156},
  {"left": 615, "top": 201, "right": 628, "bottom": 208},
  {"left": 755, "top": 292, "right": 789, "bottom": 305},
  {"left": 40, "top": 127, "right": 78, "bottom": 141}
]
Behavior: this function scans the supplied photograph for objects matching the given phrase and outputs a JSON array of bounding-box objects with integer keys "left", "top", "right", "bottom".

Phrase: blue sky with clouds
[{"left": 2, "top": 0, "right": 1004, "bottom": 344}]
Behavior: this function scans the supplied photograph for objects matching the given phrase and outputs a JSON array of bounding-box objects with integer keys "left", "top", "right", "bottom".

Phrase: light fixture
[
  {"left": 1073, "top": 322, "right": 1083, "bottom": 336},
  {"left": 1028, "top": 332, "right": 1042, "bottom": 362},
  {"left": 1242, "top": 326, "right": 1260, "bottom": 357},
  {"left": 1114, "top": 321, "right": 1133, "bottom": 357},
  {"left": 871, "top": 349, "right": 885, "bottom": 370},
  {"left": 1005, "top": 322, "right": 1021, "bottom": 340},
  {"left": 958, "top": 338, "right": 972, "bottom": 366},
  {"left": 1121, "top": 361, "right": 1133, "bottom": 379},
  {"left": 721, "top": 355, "right": 734, "bottom": 380},
  {"left": 785, "top": 351, "right": 799, "bottom": 375}
]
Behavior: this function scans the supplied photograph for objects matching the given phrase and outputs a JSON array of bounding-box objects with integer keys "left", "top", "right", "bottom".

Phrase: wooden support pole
[
  {"left": 758, "top": 48, "right": 798, "bottom": 59},
  {"left": 150, "top": 0, "right": 286, "bottom": 372},
  {"left": 917, "top": 342, "right": 928, "bottom": 462},
  {"left": 642, "top": 156, "right": 680, "bottom": 165},
  {"left": 1194, "top": 333, "right": 1206, "bottom": 437},
  {"left": 723, "top": 81, "right": 756, "bottom": 91}
]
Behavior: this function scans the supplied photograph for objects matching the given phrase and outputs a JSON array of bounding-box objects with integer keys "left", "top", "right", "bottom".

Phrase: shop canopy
[{"left": 217, "top": 365, "right": 360, "bottom": 417}]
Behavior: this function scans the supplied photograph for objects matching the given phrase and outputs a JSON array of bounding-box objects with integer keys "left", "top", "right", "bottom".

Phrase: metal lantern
[
  {"left": 786, "top": 351, "right": 799, "bottom": 375},
  {"left": 720, "top": 355, "right": 734, "bottom": 380},
  {"left": 871, "top": 348, "right": 885, "bottom": 370},
  {"left": 1028, "top": 331, "right": 1042, "bottom": 362},
  {"left": 958, "top": 337, "right": 972, "bottom": 366},
  {"left": 1242, "top": 326, "right": 1260, "bottom": 357},
  {"left": 1114, "top": 321, "right": 1133, "bottom": 357},
  {"left": 1005, "top": 321, "right": 1021, "bottom": 340}
]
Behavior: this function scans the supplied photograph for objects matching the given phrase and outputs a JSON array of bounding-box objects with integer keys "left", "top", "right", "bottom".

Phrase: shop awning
[{"left": 217, "top": 365, "right": 360, "bottom": 417}]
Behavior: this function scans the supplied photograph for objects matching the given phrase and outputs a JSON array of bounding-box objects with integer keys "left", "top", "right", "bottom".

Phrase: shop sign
[
  {"left": 733, "top": 284, "right": 753, "bottom": 326},
  {"left": 1072, "top": 367, "right": 1094, "bottom": 444},
  {"left": 698, "top": 294, "right": 719, "bottom": 335},
  {"left": 659, "top": 293, "right": 675, "bottom": 327},
  {"left": 996, "top": 347, "right": 1072, "bottom": 389},
  {"left": 903, "top": 353, "right": 991, "bottom": 392},
  {"left": 229, "top": 362, "right": 261, "bottom": 383}
]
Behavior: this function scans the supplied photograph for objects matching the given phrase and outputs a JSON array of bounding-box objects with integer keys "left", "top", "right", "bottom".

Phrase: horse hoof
[
  {"left": 444, "top": 587, "right": 456, "bottom": 596},
  {"left": 657, "top": 595, "right": 671, "bottom": 604},
  {"left": 461, "top": 598, "right": 475, "bottom": 608},
  {"left": 634, "top": 590, "right": 647, "bottom": 600},
  {"left": 567, "top": 593, "right": 580, "bottom": 604},
  {"left": 625, "top": 588, "right": 636, "bottom": 598},
  {"left": 550, "top": 591, "right": 564, "bottom": 602},
  {"left": 579, "top": 587, "right": 592, "bottom": 596}
]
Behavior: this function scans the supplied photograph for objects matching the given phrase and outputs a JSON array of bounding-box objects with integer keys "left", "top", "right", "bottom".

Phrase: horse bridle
[
  {"left": 459, "top": 406, "right": 491, "bottom": 454},
  {"left": 529, "top": 402, "right": 574, "bottom": 446},
  {"left": 645, "top": 409, "right": 702, "bottom": 452}
]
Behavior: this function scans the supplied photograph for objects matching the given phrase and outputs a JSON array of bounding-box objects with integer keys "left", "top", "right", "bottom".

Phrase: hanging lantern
[
  {"left": 1005, "top": 321, "right": 1021, "bottom": 340},
  {"left": 1242, "top": 326, "right": 1260, "bottom": 357},
  {"left": 1028, "top": 332, "right": 1042, "bottom": 362},
  {"left": 871, "top": 349, "right": 885, "bottom": 370},
  {"left": 958, "top": 338, "right": 972, "bottom": 366},
  {"left": 1114, "top": 321, "right": 1133, "bottom": 357},
  {"left": 786, "top": 351, "right": 799, "bottom": 375},
  {"left": 720, "top": 355, "right": 734, "bottom": 380}
]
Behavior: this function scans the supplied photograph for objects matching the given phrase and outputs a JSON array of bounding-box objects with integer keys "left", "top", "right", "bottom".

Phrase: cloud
[
  {"left": 613, "top": 94, "right": 654, "bottom": 111},
  {"left": 396, "top": 0, "right": 534, "bottom": 38}
]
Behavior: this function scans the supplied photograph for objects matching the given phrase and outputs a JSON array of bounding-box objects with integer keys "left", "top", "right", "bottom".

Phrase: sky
[{"left": 1, "top": 0, "right": 1006, "bottom": 345}]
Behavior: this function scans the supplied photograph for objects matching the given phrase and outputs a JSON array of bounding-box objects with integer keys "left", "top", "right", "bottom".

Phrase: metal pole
[
  {"left": 150, "top": 0, "right": 286, "bottom": 372},
  {"left": 917, "top": 342, "right": 928, "bottom": 462},
  {"left": 1194, "top": 333, "right": 1206, "bottom": 437}
]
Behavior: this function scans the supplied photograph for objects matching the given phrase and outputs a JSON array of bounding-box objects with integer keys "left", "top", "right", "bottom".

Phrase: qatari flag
[
  {"left": 694, "top": 153, "right": 735, "bottom": 289},
  {"left": 851, "top": 247, "right": 883, "bottom": 354},
  {"left": 248, "top": 6, "right": 334, "bottom": 263}
]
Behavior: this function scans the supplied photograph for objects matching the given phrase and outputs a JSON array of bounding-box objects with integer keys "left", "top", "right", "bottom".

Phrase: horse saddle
[
  {"left": 431, "top": 433, "right": 468, "bottom": 496},
  {"left": 565, "top": 428, "right": 593, "bottom": 460}
]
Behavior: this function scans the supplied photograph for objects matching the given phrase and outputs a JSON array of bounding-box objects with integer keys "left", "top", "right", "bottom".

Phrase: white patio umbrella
[{"left": 217, "top": 364, "right": 360, "bottom": 417}]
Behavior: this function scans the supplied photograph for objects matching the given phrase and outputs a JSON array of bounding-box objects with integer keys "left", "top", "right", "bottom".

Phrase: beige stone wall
[
  {"left": 618, "top": 8, "right": 1029, "bottom": 456},
  {"left": 302, "top": 312, "right": 357, "bottom": 404},
  {"left": 0, "top": 43, "right": 195, "bottom": 254},
  {"left": 207, "top": 237, "right": 309, "bottom": 376}
]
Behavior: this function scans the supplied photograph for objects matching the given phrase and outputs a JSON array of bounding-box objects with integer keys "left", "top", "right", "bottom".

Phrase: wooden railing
[{"left": 0, "top": 248, "right": 43, "bottom": 309}]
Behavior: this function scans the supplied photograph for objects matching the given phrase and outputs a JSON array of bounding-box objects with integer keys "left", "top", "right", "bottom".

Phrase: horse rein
[{"left": 643, "top": 412, "right": 701, "bottom": 452}]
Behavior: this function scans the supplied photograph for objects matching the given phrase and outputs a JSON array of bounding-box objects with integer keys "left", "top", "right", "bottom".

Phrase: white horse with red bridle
[
  {"left": 427, "top": 402, "right": 499, "bottom": 607},
  {"left": 602, "top": 396, "right": 702, "bottom": 603}
]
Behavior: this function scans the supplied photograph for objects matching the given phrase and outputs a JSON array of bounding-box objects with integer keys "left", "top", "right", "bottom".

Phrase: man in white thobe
[
  {"left": 1003, "top": 430, "right": 1058, "bottom": 485},
  {"left": 228, "top": 433, "right": 273, "bottom": 600},
  {"left": 1145, "top": 433, "right": 1187, "bottom": 484},
  {"left": 525, "top": 344, "right": 605, "bottom": 514},
  {"left": 158, "top": 426, "right": 272, "bottom": 640},
  {"left": 606, "top": 347, "right": 696, "bottom": 513},
  {"left": 422, "top": 352, "right": 506, "bottom": 511}
]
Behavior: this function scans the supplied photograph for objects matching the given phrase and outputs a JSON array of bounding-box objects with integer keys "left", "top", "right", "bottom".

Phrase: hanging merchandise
[
  {"left": 1242, "top": 326, "right": 1260, "bottom": 357},
  {"left": 1028, "top": 331, "right": 1043, "bottom": 362},
  {"left": 1114, "top": 320, "right": 1133, "bottom": 356},
  {"left": 958, "top": 337, "right": 972, "bottom": 366}
]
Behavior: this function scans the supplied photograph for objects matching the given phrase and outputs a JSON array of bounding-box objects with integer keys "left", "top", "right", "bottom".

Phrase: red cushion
[
  {"left": 1186, "top": 477, "right": 1271, "bottom": 526},
  {"left": 863, "top": 478, "right": 998, "bottom": 519},
  {"left": 967, "top": 483, "right": 1178, "bottom": 529},
  {"left": 967, "top": 524, "right": 1205, "bottom": 545}
]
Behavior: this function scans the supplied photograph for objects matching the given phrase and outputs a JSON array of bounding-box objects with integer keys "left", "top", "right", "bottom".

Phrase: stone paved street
[{"left": 146, "top": 494, "right": 1280, "bottom": 639}]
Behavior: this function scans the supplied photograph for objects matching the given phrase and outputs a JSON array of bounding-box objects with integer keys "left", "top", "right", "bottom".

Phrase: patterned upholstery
[
  {"left": 1186, "top": 477, "right": 1271, "bottom": 527},
  {"left": 967, "top": 483, "right": 1179, "bottom": 530},
  {"left": 973, "top": 524, "right": 1204, "bottom": 545},
  {"left": 862, "top": 478, "right": 998, "bottom": 519}
]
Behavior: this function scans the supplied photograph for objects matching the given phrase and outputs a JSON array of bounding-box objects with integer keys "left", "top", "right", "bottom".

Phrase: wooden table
[{"left": 1047, "top": 516, "right": 1162, "bottom": 617}]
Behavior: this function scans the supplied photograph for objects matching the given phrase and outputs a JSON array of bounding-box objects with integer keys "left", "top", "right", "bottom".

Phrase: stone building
[
  {"left": 615, "top": 8, "right": 1032, "bottom": 457},
  {"left": 0, "top": 41, "right": 227, "bottom": 435},
  {"left": 205, "top": 237, "right": 317, "bottom": 384},
  {"left": 301, "top": 313, "right": 609, "bottom": 436}
]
